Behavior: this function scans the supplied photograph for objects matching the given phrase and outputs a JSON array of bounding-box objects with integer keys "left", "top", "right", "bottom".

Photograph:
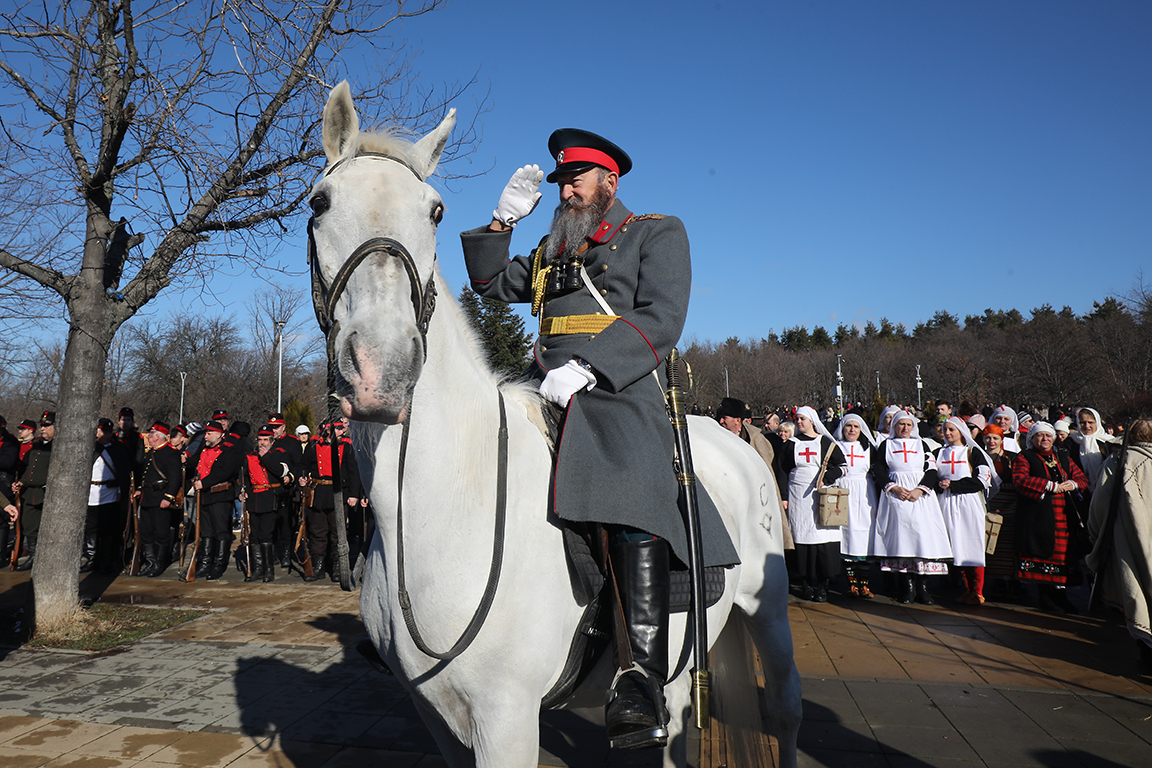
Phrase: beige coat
[
  {"left": 1088, "top": 442, "right": 1152, "bottom": 648},
  {"left": 741, "top": 424, "right": 792, "bottom": 549}
]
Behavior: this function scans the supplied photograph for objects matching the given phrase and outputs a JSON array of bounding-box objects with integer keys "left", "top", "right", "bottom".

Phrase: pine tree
[{"left": 458, "top": 285, "right": 534, "bottom": 377}]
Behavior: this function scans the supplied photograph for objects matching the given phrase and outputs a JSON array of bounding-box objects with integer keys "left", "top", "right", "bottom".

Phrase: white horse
[{"left": 309, "top": 81, "right": 801, "bottom": 768}]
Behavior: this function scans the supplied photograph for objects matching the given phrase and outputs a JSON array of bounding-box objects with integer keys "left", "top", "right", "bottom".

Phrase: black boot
[
  {"left": 897, "top": 574, "right": 914, "bottom": 604},
  {"left": 1052, "top": 586, "right": 1079, "bottom": 615},
  {"left": 193, "top": 538, "right": 212, "bottom": 578},
  {"left": 605, "top": 538, "right": 670, "bottom": 750},
  {"left": 277, "top": 542, "right": 291, "bottom": 568},
  {"left": 244, "top": 542, "right": 266, "bottom": 583},
  {"left": 800, "top": 578, "right": 815, "bottom": 601},
  {"left": 261, "top": 542, "right": 276, "bottom": 583},
  {"left": 14, "top": 536, "right": 35, "bottom": 571},
  {"left": 206, "top": 539, "right": 228, "bottom": 581},
  {"left": 79, "top": 532, "right": 98, "bottom": 573},
  {"left": 1038, "top": 584, "right": 1066, "bottom": 614},
  {"left": 813, "top": 579, "right": 829, "bottom": 603},
  {"left": 303, "top": 554, "right": 326, "bottom": 582},
  {"left": 914, "top": 575, "right": 934, "bottom": 605}
]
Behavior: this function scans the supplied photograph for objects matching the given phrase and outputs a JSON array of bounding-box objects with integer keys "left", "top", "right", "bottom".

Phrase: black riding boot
[
  {"left": 605, "top": 538, "right": 670, "bottom": 750},
  {"left": 244, "top": 543, "right": 265, "bottom": 583},
  {"left": 80, "top": 532, "right": 98, "bottom": 572},
  {"left": 261, "top": 542, "right": 276, "bottom": 583},
  {"left": 194, "top": 538, "right": 212, "bottom": 577},
  {"left": 14, "top": 535, "right": 34, "bottom": 571},
  {"left": 277, "top": 541, "right": 291, "bottom": 568},
  {"left": 141, "top": 543, "right": 163, "bottom": 577},
  {"left": 303, "top": 554, "right": 326, "bottom": 582},
  {"left": 206, "top": 539, "right": 228, "bottom": 581},
  {"left": 914, "top": 574, "right": 934, "bottom": 605}
]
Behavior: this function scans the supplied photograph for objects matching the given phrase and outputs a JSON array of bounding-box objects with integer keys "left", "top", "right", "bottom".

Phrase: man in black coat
[
  {"left": 298, "top": 419, "right": 361, "bottom": 582},
  {"left": 13, "top": 411, "right": 56, "bottom": 570},
  {"left": 134, "top": 422, "right": 183, "bottom": 577},
  {"left": 190, "top": 421, "right": 243, "bottom": 580},
  {"left": 0, "top": 416, "right": 19, "bottom": 564},
  {"left": 267, "top": 412, "right": 299, "bottom": 567}
]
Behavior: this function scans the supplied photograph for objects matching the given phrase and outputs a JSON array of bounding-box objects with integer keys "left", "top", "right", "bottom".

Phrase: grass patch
[{"left": 0, "top": 602, "right": 208, "bottom": 651}]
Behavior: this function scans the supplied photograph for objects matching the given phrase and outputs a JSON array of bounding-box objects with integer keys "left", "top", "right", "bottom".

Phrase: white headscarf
[
  {"left": 888, "top": 409, "right": 919, "bottom": 439},
  {"left": 795, "top": 405, "right": 834, "bottom": 442},
  {"left": 834, "top": 413, "right": 877, "bottom": 447},
  {"left": 1070, "top": 407, "right": 1118, "bottom": 488},
  {"left": 877, "top": 404, "right": 900, "bottom": 437},
  {"left": 990, "top": 405, "right": 1019, "bottom": 434},
  {"left": 1027, "top": 420, "right": 1056, "bottom": 447},
  {"left": 944, "top": 415, "right": 998, "bottom": 494}
]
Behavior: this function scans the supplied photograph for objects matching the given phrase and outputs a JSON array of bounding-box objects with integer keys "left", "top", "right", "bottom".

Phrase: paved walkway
[{"left": 0, "top": 566, "right": 1149, "bottom": 767}]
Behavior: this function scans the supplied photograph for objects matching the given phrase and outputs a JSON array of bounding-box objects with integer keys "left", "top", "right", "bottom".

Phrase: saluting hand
[{"left": 492, "top": 164, "right": 543, "bottom": 229}]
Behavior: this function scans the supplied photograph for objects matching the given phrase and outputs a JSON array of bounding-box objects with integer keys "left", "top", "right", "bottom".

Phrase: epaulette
[{"left": 625, "top": 213, "right": 667, "bottom": 223}]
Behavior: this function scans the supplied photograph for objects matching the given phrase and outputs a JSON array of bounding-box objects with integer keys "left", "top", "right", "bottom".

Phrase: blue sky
[{"left": 204, "top": 0, "right": 1150, "bottom": 345}]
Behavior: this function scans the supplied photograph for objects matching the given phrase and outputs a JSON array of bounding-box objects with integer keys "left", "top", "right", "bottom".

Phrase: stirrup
[{"left": 606, "top": 664, "right": 669, "bottom": 750}]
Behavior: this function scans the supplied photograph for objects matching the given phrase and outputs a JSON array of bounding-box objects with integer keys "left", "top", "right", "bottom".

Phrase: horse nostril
[{"left": 346, "top": 332, "right": 363, "bottom": 376}]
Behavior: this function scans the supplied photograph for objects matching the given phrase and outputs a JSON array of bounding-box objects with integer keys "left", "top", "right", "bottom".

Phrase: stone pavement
[{"left": 0, "top": 565, "right": 1150, "bottom": 767}]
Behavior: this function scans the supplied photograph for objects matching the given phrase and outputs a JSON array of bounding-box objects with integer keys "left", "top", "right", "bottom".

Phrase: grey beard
[{"left": 543, "top": 189, "right": 613, "bottom": 263}]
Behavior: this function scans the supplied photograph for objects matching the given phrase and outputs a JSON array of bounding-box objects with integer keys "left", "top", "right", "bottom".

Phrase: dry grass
[{"left": 0, "top": 602, "right": 207, "bottom": 651}]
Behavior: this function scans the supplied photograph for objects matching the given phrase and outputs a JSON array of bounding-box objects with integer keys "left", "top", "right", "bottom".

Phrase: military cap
[
  {"left": 212, "top": 409, "right": 229, "bottom": 420},
  {"left": 230, "top": 421, "right": 251, "bottom": 438},
  {"left": 18, "top": 419, "right": 36, "bottom": 431},
  {"left": 257, "top": 424, "right": 275, "bottom": 437},
  {"left": 546, "top": 128, "right": 632, "bottom": 183},
  {"left": 40, "top": 411, "right": 56, "bottom": 426},
  {"left": 267, "top": 412, "right": 285, "bottom": 426},
  {"left": 96, "top": 417, "right": 115, "bottom": 431},
  {"left": 171, "top": 424, "right": 188, "bottom": 438},
  {"left": 0, "top": 415, "right": 6, "bottom": 427},
  {"left": 119, "top": 406, "right": 134, "bottom": 417},
  {"left": 204, "top": 420, "right": 225, "bottom": 434},
  {"left": 149, "top": 421, "right": 170, "bottom": 435}
]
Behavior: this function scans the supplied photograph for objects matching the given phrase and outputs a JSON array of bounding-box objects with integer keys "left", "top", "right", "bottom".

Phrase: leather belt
[
  {"left": 252, "top": 483, "right": 273, "bottom": 491},
  {"left": 314, "top": 479, "right": 334, "bottom": 485},
  {"left": 90, "top": 479, "right": 118, "bottom": 486},
  {"left": 538, "top": 314, "right": 618, "bottom": 336},
  {"left": 209, "top": 481, "right": 232, "bottom": 493}
]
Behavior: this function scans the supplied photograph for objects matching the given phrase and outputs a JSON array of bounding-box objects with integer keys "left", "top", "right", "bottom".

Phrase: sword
[{"left": 665, "top": 348, "right": 709, "bottom": 729}]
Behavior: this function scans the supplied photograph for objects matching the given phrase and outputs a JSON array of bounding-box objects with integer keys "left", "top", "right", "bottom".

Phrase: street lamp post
[
  {"left": 724, "top": 365, "right": 730, "bottom": 398},
  {"left": 835, "top": 354, "right": 844, "bottom": 417},
  {"left": 274, "top": 321, "right": 286, "bottom": 412},
  {"left": 178, "top": 371, "right": 188, "bottom": 425},
  {"left": 875, "top": 370, "right": 881, "bottom": 400},
  {"left": 916, "top": 365, "right": 923, "bottom": 410}
]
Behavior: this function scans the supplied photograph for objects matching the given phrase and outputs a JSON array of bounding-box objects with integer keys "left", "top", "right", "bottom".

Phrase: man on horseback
[{"left": 461, "top": 129, "right": 738, "bottom": 750}]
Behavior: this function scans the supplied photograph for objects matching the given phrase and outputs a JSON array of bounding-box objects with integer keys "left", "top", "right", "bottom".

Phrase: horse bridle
[
  {"left": 308, "top": 152, "right": 438, "bottom": 360},
  {"left": 308, "top": 150, "right": 508, "bottom": 662}
]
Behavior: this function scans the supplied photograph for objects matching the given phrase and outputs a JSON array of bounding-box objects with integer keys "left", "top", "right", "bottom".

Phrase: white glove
[
  {"left": 539, "top": 359, "right": 597, "bottom": 407},
  {"left": 493, "top": 164, "right": 544, "bottom": 227}
]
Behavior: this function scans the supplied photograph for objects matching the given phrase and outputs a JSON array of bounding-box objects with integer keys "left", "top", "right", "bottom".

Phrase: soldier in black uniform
[
  {"left": 298, "top": 419, "right": 362, "bottom": 582},
  {"left": 133, "top": 422, "right": 183, "bottom": 577},
  {"left": 12, "top": 411, "right": 56, "bottom": 570},
  {"left": 0, "top": 416, "right": 19, "bottom": 564},
  {"left": 190, "top": 420, "right": 243, "bottom": 580},
  {"left": 116, "top": 407, "right": 145, "bottom": 476},
  {"left": 240, "top": 425, "right": 293, "bottom": 582},
  {"left": 267, "top": 412, "right": 299, "bottom": 567}
]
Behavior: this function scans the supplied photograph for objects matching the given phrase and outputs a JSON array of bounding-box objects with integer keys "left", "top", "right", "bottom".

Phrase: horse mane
[{"left": 347, "top": 129, "right": 424, "bottom": 174}]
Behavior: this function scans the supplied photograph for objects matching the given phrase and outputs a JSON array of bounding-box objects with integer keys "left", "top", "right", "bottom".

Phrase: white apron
[
  {"left": 836, "top": 439, "right": 878, "bottom": 558},
  {"left": 936, "top": 445, "right": 991, "bottom": 567},
  {"left": 787, "top": 437, "right": 841, "bottom": 546},
  {"left": 872, "top": 437, "right": 952, "bottom": 560}
]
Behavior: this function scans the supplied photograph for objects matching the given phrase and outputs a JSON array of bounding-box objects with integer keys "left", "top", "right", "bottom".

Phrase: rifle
[
  {"left": 181, "top": 490, "right": 201, "bottom": 582},
  {"left": 8, "top": 492, "right": 21, "bottom": 570},
  {"left": 294, "top": 480, "right": 315, "bottom": 578},
  {"left": 127, "top": 474, "right": 142, "bottom": 576},
  {"left": 239, "top": 464, "right": 252, "bottom": 579},
  {"left": 665, "top": 348, "right": 709, "bottom": 730}
]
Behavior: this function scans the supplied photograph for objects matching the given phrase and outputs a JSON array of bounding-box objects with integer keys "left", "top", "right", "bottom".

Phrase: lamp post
[
  {"left": 274, "top": 321, "right": 286, "bottom": 412},
  {"left": 916, "top": 365, "right": 923, "bottom": 410},
  {"left": 178, "top": 371, "right": 188, "bottom": 425},
  {"left": 835, "top": 354, "right": 844, "bottom": 417},
  {"left": 724, "top": 365, "right": 730, "bottom": 398},
  {"left": 875, "top": 370, "right": 881, "bottom": 400}
]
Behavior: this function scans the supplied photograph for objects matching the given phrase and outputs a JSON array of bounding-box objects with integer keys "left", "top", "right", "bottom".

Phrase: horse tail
[{"left": 706, "top": 611, "right": 776, "bottom": 767}]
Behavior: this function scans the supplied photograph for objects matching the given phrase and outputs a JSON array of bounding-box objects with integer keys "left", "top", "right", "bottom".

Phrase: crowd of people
[
  {"left": 715, "top": 397, "right": 1152, "bottom": 663},
  {"left": 0, "top": 407, "right": 367, "bottom": 585}
]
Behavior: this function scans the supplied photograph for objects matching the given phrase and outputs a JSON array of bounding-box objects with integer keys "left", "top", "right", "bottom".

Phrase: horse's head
[{"left": 310, "top": 81, "right": 456, "bottom": 424}]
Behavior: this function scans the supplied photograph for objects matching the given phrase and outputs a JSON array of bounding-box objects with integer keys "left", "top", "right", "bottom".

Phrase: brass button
[
  {"left": 621, "top": 226, "right": 628, "bottom": 232},
  {"left": 610, "top": 244, "right": 617, "bottom": 251},
  {"left": 540, "top": 345, "right": 547, "bottom": 352},
  {"left": 601, "top": 264, "right": 608, "bottom": 272},
  {"left": 600, "top": 289, "right": 608, "bottom": 296}
]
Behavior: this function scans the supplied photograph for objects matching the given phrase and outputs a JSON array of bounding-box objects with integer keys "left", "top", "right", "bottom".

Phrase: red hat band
[
  {"left": 151, "top": 423, "right": 170, "bottom": 435},
  {"left": 555, "top": 146, "right": 618, "bottom": 176}
]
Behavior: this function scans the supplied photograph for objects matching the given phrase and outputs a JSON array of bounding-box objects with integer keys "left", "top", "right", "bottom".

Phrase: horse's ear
[
  {"left": 413, "top": 108, "right": 456, "bottom": 180},
  {"left": 322, "top": 81, "right": 359, "bottom": 164}
]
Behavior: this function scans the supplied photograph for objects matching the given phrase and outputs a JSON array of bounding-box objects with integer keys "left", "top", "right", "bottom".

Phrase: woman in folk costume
[
  {"left": 1013, "top": 421, "right": 1090, "bottom": 614},
  {"left": 936, "top": 416, "right": 994, "bottom": 605},
  {"left": 871, "top": 410, "right": 953, "bottom": 605},
  {"left": 1088, "top": 418, "right": 1152, "bottom": 666},
  {"left": 776, "top": 406, "right": 846, "bottom": 602},
  {"left": 833, "top": 413, "right": 880, "bottom": 598},
  {"left": 989, "top": 406, "right": 1022, "bottom": 453},
  {"left": 1070, "top": 407, "right": 1120, "bottom": 493},
  {"left": 982, "top": 423, "right": 1026, "bottom": 601}
]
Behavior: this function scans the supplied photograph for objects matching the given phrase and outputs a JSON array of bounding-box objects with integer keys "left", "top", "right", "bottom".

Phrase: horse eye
[
  {"left": 310, "top": 192, "right": 330, "bottom": 216},
  {"left": 432, "top": 203, "right": 444, "bottom": 225}
]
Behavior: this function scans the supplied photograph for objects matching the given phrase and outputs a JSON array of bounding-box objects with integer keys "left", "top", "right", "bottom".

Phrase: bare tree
[{"left": 0, "top": 0, "right": 479, "bottom": 632}]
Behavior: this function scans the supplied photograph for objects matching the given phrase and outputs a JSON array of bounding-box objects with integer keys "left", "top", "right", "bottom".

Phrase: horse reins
[{"left": 309, "top": 150, "right": 509, "bottom": 661}]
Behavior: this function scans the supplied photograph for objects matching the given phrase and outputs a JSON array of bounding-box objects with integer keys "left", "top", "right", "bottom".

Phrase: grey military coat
[{"left": 461, "top": 198, "right": 738, "bottom": 568}]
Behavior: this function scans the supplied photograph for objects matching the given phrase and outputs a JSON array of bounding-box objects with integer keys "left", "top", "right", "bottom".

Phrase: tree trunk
[{"left": 30, "top": 215, "right": 118, "bottom": 632}]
